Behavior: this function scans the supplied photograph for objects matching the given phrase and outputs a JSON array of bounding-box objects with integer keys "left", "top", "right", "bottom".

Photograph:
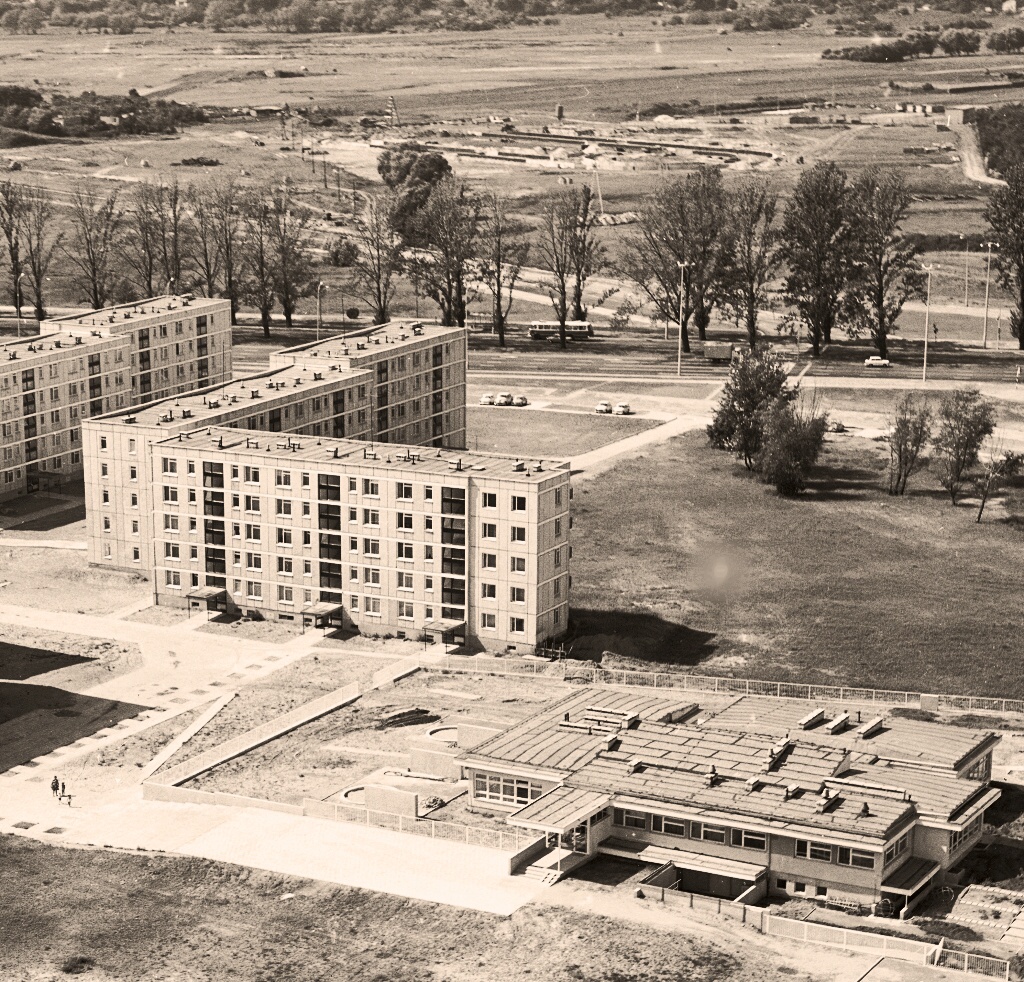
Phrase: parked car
[
  {"left": 479, "top": 393, "right": 495, "bottom": 406},
  {"left": 613, "top": 402, "right": 632, "bottom": 415},
  {"left": 864, "top": 356, "right": 891, "bottom": 368},
  {"left": 512, "top": 395, "right": 529, "bottom": 407},
  {"left": 595, "top": 401, "right": 612, "bottom": 414},
  {"left": 496, "top": 392, "right": 514, "bottom": 406}
]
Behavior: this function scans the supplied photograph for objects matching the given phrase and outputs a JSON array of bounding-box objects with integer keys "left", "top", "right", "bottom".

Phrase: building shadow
[
  {"left": 566, "top": 607, "right": 718, "bottom": 667},
  {"left": 0, "top": 641, "right": 93, "bottom": 682}
]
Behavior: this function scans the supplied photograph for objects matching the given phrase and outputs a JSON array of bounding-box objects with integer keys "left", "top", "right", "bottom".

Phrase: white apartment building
[{"left": 148, "top": 428, "right": 571, "bottom": 653}]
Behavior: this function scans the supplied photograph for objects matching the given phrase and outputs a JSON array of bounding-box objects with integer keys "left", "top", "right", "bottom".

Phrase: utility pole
[
  {"left": 983, "top": 241, "right": 997, "bottom": 349},
  {"left": 960, "top": 234, "right": 969, "bottom": 307},
  {"left": 316, "top": 280, "right": 327, "bottom": 342},
  {"left": 677, "top": 262, "right": 689, "bottom": 377},
  {"left": 922, "top": 264, "right": 936, "bottom": 381}
]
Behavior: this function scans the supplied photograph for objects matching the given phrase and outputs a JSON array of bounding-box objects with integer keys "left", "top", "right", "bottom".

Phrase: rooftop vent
[
  {"left": 858, "top": 801, "right": 871, "bottom": 818},
  {"left": 783, "top": 784, "right": 800, "bottom": 802},
  {"left": 626, "top": 758, "right": 643, "bottom": 776},
  {"left": 313, "top": 372, "right": 323, "bottom": 381},
  {"left": 825, "top": 713, "right": 850, "bottom": 735},
  {"left": 704, "top": 764, "right": 718, "bottom": 787},
  {"left": 815, "top": 788, "right": 841, "bottom": 814},
  {"left": 181, "top": 409, "right": 193, "bottom": 419},
  {"left": 513, "top": 460, "right": 526, "bottom": 472},
  {"left": 74, "top": 336, "right": 83, "bottom": 345},
  {"left": 745, "top": 776, "right": 761, "bottom": 792},
  {"left": 856, "top": 717, "right": 885, "bottom": 740},
  {"left": 251, "top": 390, "right": 260, "bottom": 399},
  {"left": 798, "top": 708, "right": 825, "bottom": 730},
  {"left": 124, "top": 414, "right": 137, "bottom": 424}
]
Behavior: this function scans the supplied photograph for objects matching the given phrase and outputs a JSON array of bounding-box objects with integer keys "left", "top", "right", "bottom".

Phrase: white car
[
  {"left": 512, "top": 395, "right": 529, "bottom": 407},
  {"left": 613, "top": 403, "right": 632, "bottom": 415},
  {"left": 864, "top": 356, "right": 891, "bottom": 368},
  {"left": 595, "top": 401, "right": 612, "bottom": 414},
  {"left": 495, "top": 392, "right": 514, "bottom": 406},
  {"left": 479, "top": 393, "right": 495, "bottom": 406}
]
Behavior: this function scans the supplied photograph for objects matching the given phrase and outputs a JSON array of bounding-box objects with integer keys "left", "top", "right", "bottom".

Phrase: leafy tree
[
  {"left": 779, "top": 161, "right": 853, "bottom": 356},
  {"left": 985, "top": 164, "right": 1024, "bottom": 349},
  {"left": 937, "top": 28, "right": 980, "bottom": 55},
  {"left": 707, "top": 346, "right": 792, "bottom": 469},
  {"left": 567, "top": 184, "right": 604, "bottom": 324},
  {"left": 0, "top": 179, "right": 24, "bottom": 309},
  {"left": 618, "top": 178, "right": 695, "bottom": 354},
  {"left": 63, "top": 186, "right": 123, "bottom": 308},
  {"left": 411, "top": 176, "right": 480, "bottom": 327},
  {"left": 478, "top": 191, "right": 529, "bottom": 347},
  {"left": 270, "top": 188, "right": 315, "bottom": 328},
  {"left": 684, "top": 166, "right": 730, "bottom": 342},
  {"left": 755, "top": 397, "right": 829, "bottom": 496},
  {"left": 885, "top": 392, "right": 932, "bottom": 496},
  {"left": 933, "top": 388, "right": 997, "bottom": 504},
  {"left": 974, "top": 445, "right": 1021, "bottom": 522},
  {"left": 845, "top": 167, "right": 920, "bottom": 359},
  {"left": 722, "top": 176, "right": 780, "bottom": 350},
  {"left": 377, "top": 144, "right": 453, "bottom": 242},
  {"left": 20, "top": 188, "right": 62, "bottom": 321},
  {"left": 349, "top": 189, "right": 404, "bottom": 325},
  {"left": 240, "top": 192, "right": 277, "bottom": 336}
]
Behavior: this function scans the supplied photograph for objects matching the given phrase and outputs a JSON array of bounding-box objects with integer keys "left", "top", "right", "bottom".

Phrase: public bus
[{"left": 528, "top": 320, "right": 595, "bottom": 341}]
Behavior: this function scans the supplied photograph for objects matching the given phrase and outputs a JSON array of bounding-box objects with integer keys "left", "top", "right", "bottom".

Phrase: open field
[
  {"left": 0, "top": 625, "right": 140, "bottom": 692},
  {"left": 568, "top": 429, "right": 1024, "bottom": 697},
  {"left": 0, "top": 836, "right": 819, "bottom": 982}
]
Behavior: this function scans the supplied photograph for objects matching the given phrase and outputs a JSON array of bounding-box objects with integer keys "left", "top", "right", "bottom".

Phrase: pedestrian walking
[
  {"left": 60, "top": 781, "right": 65, "bottom": 798},
  {"left": 1016, "top": 365, "right": 1020, "bottom": 385},
  {"left": 50, "top": 776, "right": 59, "bottom": 797}
]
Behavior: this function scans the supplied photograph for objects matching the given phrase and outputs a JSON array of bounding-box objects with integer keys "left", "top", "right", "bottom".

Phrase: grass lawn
[
  {"left": 568, "top": 430, "right": 1024, "bottom": 698},
  {"left": 0, "top": 836, "right": 809, "bottom": 982},
  {"left": 468, "top": 407, "right": 660, "bottom": 458},
  {"left": 0, "top": 683, "right": 148, "bottom": 772}
]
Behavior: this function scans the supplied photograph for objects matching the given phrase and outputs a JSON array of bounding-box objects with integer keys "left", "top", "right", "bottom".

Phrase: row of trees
[{"left": 824, "top": 26, "right": 980, "bottom": 61}]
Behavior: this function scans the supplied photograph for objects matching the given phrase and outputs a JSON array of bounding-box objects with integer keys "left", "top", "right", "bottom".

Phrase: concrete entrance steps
[
  {"left": 523, "top": 848, "right": 590, "bottom": 886},
  {"left": 1001, "top": 909, "right": 1024, "bottom": 948}
]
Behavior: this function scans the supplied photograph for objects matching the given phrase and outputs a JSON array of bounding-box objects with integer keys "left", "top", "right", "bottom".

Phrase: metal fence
[
  {"left": 763, "top": 914, "right": 938, "bottom": 963},
  {"left": 933, "top": 942, "right": 1010, "bottom": 980},
  {"left": 301, "top": 798, "right": 536, "bottom": 852},
  {"left": 430, "top": 656, "right": 1024, "bottom": 714}
]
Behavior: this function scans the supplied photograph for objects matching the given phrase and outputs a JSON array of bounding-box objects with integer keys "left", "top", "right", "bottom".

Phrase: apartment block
[
  {"left": 0, "top": 295, "right": 232, "bottom": 501},
  {"left": 84, "top": 323, "right": 469, "bottom": 573},
  {"left": 145, "top": 427, "right": 570, "bottom": 653},
  {"left": 458, "top": 690, "right": 999, "bottom": 916}
]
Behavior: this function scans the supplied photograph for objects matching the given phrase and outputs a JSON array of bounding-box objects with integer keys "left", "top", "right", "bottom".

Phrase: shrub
[{"left": 754, "top": 397, "right": 829, "bottom": 496}]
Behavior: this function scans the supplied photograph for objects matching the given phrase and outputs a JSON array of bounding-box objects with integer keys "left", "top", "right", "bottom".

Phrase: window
[
  {"left": 244, "top": 495, "right": 260, "bottom": 513},
  {"left": 363, "top": 538, "right": 380, "bottom": 557},
  {"left": 511, "top": 556, "right": 526, "bottom": 573},
  {"left": 397, "top": 512, "right": 413, "bottom": 531},
  {"left": 555, "top": 487, "right": 563, "bottom": 507},
  {"left": 277, "top": 528, "right": 292, "bottom": 546},
  {"left": 482, "top": 492, "right": 496, "bottom": 508},
  {"left": 275, "top": 469, "right": 291, "bottom": 487},
  {"left": 363, "top": 508, "right": 379, "bottom": 526},
  {"left": 246, "top": 581, "right": 262, "bottom": 600},
  {"left": 396, "top": 482, "right": 412, "bottom": 499},
  {"left": 164, "top": 514, "right": 179, "bottom": 531},
  {"left": 510, "top": 587, "right": 525, "bottom": 604},
  {"left": 398, "top": 601, "right": 414, "bottom": 619},
  {"left": 795, "top": 841, "right": 833, "bottom": 862},
  {"left": 511, "top": 495, "right": 526, "bottom": 511},
  {"left": 424, "top": 545, "right": 433, "bottom": 560},
  {"left": 276, "top": 499, "right": 292, "bottom": 517},
  {"left": 164, "top": 542, "right": 180, "bottom": 559},
  {"left": 837, "top": 847, "right": 876, "bottom": 869},
  {"left": 884, "top": 831, "right": 910, "bottom": 866},
  {"left": 480, "top": 612, "right": 496, "bottom": 629},
  {"left": 473, "top": 773, "right": 543, "bottom": 806},
  {"left": 613, "top": 809, "right": 647, "bottom": 830},
  {"left": 816, "top": 886, "right": 828, "bottom": 898},
  {"left": 424, "top": 487, "right": 433, "bottom": 500},
  {"left": 364, "top": 596, "right": 381, "bottom": 615},
  {"left": 481, "top": 522, "right": 497, "bottom": 539},
  {"left": 162, "top": 457, "right": 177, "bottom": 475},
  {"left": 102, "top": 490, "right": 109, "bottom": 504},
  {"left": 651, "top": 815, "right": 688, "bottom": 837},
  {"left": 554, "top": 548, "right": 562, "bottom": 567},
  {"left": 245, "top": 524, "right": 261, "bottom": 542},
  {"left": 555, "top": 518, "right": 562, "bottom": 537},
  {"left": 950, "top": 816, "right": 983, "bottom": 854},
  {"left": 349, "top": 595, "right": 359, "bottom": 611},
  {"left": 510, "top": 526, "right": 526, "bottom": 543},
  {"left": 363, "top": 568, "right": 381, "bottom": 585},
  {"left": 482, "top": 553, "right": 497, "bottom": 570},
  {"left": 509, "top": 617, "right": 525, "bottom": 633},
  {"left": 244, "top": 466, "right": 259, "bottom": 483},
  {"left": 691, "top": 823, "right": 727, "bottom": 843},
  {"left": 164, "top": 570, "right": 181, "bottom": 588},
  {"left": 100, "top": 436, "right": 107, "bottom": 450},
  {"left": 278, "top": 585, "right": 293, "bottom": 604},
  {"left": 163, "top": 486, "right": 178, "bottom": 503},
  {"left": 424, "top": 576, "right": 433, "bottom": 591},
  {"left": 397, "top": 572, "right": 413, "bottom": 590},
  {"left": 424, "top": 516, "right": 433, "bottom": 532},
  {"left": 277, "top": 557, "right": 293, "bottom": 575},
  {"left": 304, "top": 560, "right": 312, "bottom": 575},
  {"left": 731, "top": 829, "right": 767, "bottom": 851},
  {"left": 348, "top": 477, "right": 357, "bottom": 493},
  {"left": 481, "top": 583, "right": 496, "bottom": 599},
  {"left": 397, "top": 542, "right": 413, "bottom": 560},
  {"left": 966, "top": 754, "right": 991, "bottom": 782},
  {"left": 362, "top": 479, "right": 379, "bottom": 496}
]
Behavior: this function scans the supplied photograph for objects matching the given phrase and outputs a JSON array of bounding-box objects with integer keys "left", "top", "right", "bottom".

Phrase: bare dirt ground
[
  {"left": 0, "top": 835, "right": 835, "bottom": 982},
  {"left": 196, "top": 615, "right": 301, "bottom": 645},
  {"left": 0, "top": 625, "right": 140, "bottom": 691}
]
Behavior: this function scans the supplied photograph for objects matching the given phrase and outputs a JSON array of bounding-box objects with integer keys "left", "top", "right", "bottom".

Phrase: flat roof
[
  {"left": 838, "top": 762, "right": 995, "bottom": 823},
  {"left": 157, "top": 427, "right": 569, "bottom": 481},
  {"left": 509, "top": 787, "right": 611, "bottom": 832},
  {"left": 881, "top": 857, "right": 940, "bottom": 895},
  {"left": 46, "top": 294, "right": 228, "bottom": 328},
  {"left": 704, "top": 697, "right": 997, "bottom": 771},
  {"left": 273, "top": 321, "right": 464, "bottom": 366},
  {"left": 0, "top": 331, "right": 120, "bottom": 362},
  {"left": 600, "top": 839, "right": 767, "bottom": 882}
]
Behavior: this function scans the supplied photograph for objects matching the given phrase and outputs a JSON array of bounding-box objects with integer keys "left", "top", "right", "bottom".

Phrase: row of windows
[
  {"left": 794, "top": 839, "right": 876, "bottom": 869},
  {"left": 473, "top": 774, "right": 544, "bottom": 806},
  {"left": 949, "top": 816, "right": 983, "bottom": 854}
]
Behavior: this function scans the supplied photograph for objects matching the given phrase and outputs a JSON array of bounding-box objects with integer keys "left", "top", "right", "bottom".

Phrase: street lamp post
[
  {"left": 316, "top": 281, "right": 327, "bottom": 342},
  {"left": 983, "top": 241, "right": 997, "bottom": 349},
  {"left": 922, "top": 264, "right": 937, "bottom": 382},
  {"left": 960, "top": 234, "right": 969, "bottom": 307},
  {"left": 15, "top": 271, "right": 24, "bottom": 338},
  {"left": 677, "top": 261, "right": 690, "bottom": 377}
]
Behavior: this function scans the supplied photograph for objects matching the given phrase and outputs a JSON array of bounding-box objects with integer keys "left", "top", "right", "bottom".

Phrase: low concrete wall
[
  {"left": 409, "top": 745, "right": 462, "bottom": 780},
  {"left": 213, "top": 792, "right": 303, "bottom": 815},
  {"left": 457, "top": 721, "right": 506, "bottom": 749},
  {"left": 143, "top": 783, "right": 216, "bottom": 805},
  {"left": 508, "top": 835, "right": 552, "bottom": 875},
  {"left": 364, "top": 784, "right": 418, "bottom": 817}
]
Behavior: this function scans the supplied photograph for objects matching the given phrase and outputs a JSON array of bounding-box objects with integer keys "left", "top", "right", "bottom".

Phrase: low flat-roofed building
[
  {"left": 457, "top": 690, "right": 999, "bottom": 915},
  {"left": 147, "top": 427, "right": 570, "bottom": 653}
]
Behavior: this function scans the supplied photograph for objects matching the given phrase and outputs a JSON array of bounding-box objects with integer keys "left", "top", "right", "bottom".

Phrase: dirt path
[{"left": 953, "top": 122, "right": 1005, "bottom": 187}]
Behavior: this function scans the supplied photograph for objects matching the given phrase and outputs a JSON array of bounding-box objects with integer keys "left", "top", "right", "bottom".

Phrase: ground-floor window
[
  {"left": 651, "top": 814, "right": 687, "bottom": 837},
  {"left": 884, "top": 831, "right": 910, "bottom": 866},
  {"left": 731, "top": 829, "right": 767, "bottom": 851},
  {"left": 691, "top": 822, "right": 727, "bottom": 843},
  {"left": 613, "top": 808, "right": 647, "bottom": 830},
  {"left": 837, "top": 847, "right": 875, "bottom": 869},
  {"left": 473, "top": 773, "right": 543, "bottom": 806}
]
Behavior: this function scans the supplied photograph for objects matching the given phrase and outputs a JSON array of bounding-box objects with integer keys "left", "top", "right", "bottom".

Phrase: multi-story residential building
[
  {"left": 0, "top": 295, "right": 231, "bottom": 500},
  {"left": 145, "top": 427, "right": 570, "bottom": 653},
  {"left": 84, "top": 323, "right": 470, "bottom": 574},
  {"left": 458, "top": 690, "right": 999, "bottom": 916},
  {"left": 270, "top": 323, "right": 467, "bottom": 449}
]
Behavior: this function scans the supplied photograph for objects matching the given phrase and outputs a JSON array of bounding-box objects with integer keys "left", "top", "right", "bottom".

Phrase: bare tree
[
  {"left": 349, "top": 190, "right": 404, "bottom": 326},
  {"left": 0, "top": 180, "right": 24, "bottom": 308},
  {"left": 413, "top": 176, "right": 480, "bottom": 327},
  {"left": 64, "top": 186, "right": 123, "bottom": 309},
  {"left": 885, "top": 392, "right": 932, "bottom": 496},
  {"left": 684, "top": 166, "right": 730, "bottom": 342},
  {"left": 846, "top": 168, "right": 920, "bottom": 360},
  {"left": 212, "top": 179, "right": 243, "bottom": 324},
  {"left": 156, "top": 178, "right": 190, "bottom": 291},
  {"left": 618, "top": 179, "right": 694, "bottom": 354},
  {"left": 20, "top": 188, "right": 62, "bottom": 321},
  {"left": 186, "top": 182, "right": 223, "bottom": 300},
  {"left": 271, "top": 188, "right": 315, "bottom": 329},
  {"left": 974, "top": 443, "right": 1022, "bottom": 522},
  {"left": 240, "top": 191, "right": 276, "bottom": 337},
  {"left": 478, "top": 191, "right": 529, "bottom": 347},
  {"left": 122, "top": 182, "right": 162, "bottom": 298},
  {"left": 722, "top": 176, "right": 780, "bottom": 350}
]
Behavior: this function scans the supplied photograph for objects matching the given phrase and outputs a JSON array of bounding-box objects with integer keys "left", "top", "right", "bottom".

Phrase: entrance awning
[
  {"left": 424, "top": 618, "right": 466, "bottom": 634},
  {"left": 600, "top": 838, "right": 767, "bottom": 882},
  {"left": 509, "top": 787, "right": 611, "bottom": 833},
  {"left": 882, "top": 857, "right": 941, "bottom": 896},
  {"left": 187, "top": 586, "right": 227, "bottom": 602},
  {"left": 302, "top": 602, "right": 344, "bottom": 619}
]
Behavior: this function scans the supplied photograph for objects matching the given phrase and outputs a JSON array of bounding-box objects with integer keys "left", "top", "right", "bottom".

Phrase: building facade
[
  {"left": 144, "top": 428, "right": 570, "bottom": 653},
  {"left": 457, "top": 690, "right": 999, "bottom": 915},
  {"left": 0, "top": 296, "right": 231, "bottom": 500}
]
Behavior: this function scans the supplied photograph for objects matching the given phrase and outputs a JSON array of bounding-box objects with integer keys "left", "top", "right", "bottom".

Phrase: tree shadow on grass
[
  {"left": 566, "top": 608, "right": 717, "bottom": 666},
  {"left": 0, "top": 642, "right": 93, "bottom": 682},
  {"left": 802, "top": 461, "right": 885, "bottom": 502}
]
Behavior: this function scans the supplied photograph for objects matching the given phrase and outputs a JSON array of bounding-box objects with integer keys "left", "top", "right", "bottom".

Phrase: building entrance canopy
[{"left": 509, "top": 786, "right": 611, "bottom": 833}]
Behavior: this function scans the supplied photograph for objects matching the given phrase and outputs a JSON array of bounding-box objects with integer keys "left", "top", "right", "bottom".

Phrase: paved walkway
[{"left": 0, "top": 538, "right": 86, "bottom": 550}]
